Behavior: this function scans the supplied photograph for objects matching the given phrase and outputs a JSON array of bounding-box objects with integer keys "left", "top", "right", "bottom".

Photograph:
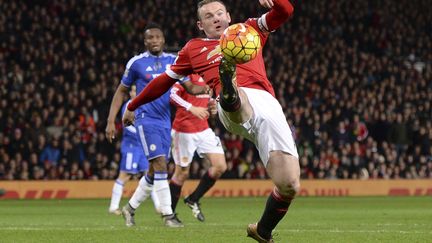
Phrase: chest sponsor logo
[
  {"left": 207, "top": 45, "right": 222, "bottom": 61},
  {"left": 145, "top": 73, "right": 161, "bottom": 79}
]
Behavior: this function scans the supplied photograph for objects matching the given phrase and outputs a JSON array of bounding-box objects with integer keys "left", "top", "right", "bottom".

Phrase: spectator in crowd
[{"left": 0, "top": 0, "right": 431, "bottom": 180}]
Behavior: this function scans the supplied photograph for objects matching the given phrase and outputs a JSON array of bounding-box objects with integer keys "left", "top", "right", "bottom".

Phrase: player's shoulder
[
  {"left": 245, "top": 18, "right": 261, "bottom": 32},
  {"left": 184, "top": 38, "right": 215, "bottom": 49},
  {"left": 161, "top": 52, "right": 177, "bottom": 60},
  {"left": 125, "top": 52, "right": 148, "bottom": 69}
]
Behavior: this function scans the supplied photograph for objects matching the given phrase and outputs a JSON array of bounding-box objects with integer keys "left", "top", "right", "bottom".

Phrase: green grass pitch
[{"left": 0, "top": 197, "right": 431, "bottom": 242}]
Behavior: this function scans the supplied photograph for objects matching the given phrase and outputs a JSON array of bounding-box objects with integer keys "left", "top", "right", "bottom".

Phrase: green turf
[{"left": 0, "top": 197, "right": 431, "bottom": 242}]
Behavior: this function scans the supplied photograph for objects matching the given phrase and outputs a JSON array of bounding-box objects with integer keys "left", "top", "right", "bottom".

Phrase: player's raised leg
[{"left": 218, "top": 58, "right": 253, "bottom": 124}]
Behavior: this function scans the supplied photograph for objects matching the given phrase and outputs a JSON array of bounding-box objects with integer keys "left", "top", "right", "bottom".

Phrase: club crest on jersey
[
  {"left": 150, "top": 144, "right": 157, "bottom": 151},
  {"left": 207, "top": 45, "right": 222, "bottom": 60}
]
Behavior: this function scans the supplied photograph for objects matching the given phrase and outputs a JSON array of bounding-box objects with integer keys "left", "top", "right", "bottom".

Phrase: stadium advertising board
[{"left": 1, "top": 180, "right": 431, "bottom": 199}]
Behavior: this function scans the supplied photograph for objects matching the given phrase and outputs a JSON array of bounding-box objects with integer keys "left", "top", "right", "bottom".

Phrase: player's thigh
[
  {"left": 171, "top": 130, "right": 197, "bottom": 167},
  {"left": 218, "top": 87, "right": 298, "bottom": 165},
  {"left": 136, "top": 122, "right": 171, "bottom": 161},
  {"left": 196, "top": 129, "right": 224, "bottom": 156}
]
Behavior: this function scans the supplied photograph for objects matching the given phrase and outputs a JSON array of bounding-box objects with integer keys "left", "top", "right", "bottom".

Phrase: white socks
[
  {"left": 128, "top": 175, "right": 154, "bottom": 209},
  {"left": 153, "top": 172, "right": 173, "bottom": 215},
  {"left": 151, "top": 189, "right": 161, "bottom": 213},
  {"left": 109, "top": 179, "right": 124, "bottom": 211}
]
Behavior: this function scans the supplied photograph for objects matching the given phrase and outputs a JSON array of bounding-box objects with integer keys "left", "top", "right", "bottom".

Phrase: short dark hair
[
  {"left": 144, "top": 22, "right": 162, "bottom": 32},
  {"left": 197, "top": 0, "right": 227, "bottom": 20}
]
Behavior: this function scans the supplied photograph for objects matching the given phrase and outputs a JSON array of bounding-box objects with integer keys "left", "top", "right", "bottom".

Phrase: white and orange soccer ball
[{"left": 219, "top": 23, "right": 261, "bottom": 64}]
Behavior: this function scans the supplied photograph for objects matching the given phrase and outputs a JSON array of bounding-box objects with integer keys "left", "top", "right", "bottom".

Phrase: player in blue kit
[
  {"left": 106, "top": 23, "right": 185, "bottom": 227},
  {"left": 109, "top": 85, "right": 153, "bottom": 215}
]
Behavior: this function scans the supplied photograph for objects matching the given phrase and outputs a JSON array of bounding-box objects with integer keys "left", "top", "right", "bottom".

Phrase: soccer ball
[{"left": 219, "top": 23, "right": 261, "bottom": 64}]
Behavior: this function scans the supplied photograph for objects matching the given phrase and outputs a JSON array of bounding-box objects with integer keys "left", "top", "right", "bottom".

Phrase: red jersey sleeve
[
  {"left": 127, "top": 72, "right": 176, "bottom": 111},
  {"left": 166, "top": 42, "right": 194, "bottom": 80},
  {"left": 249, "top": 0, "right": 294, "bottom": 34}
]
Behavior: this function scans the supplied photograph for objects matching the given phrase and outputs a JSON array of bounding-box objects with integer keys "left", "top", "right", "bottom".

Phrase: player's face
[
  {"left": 144, "top": 28, "right": 165, "bottom": 55},
  {"left": 197, "top": 2, "right": 231, "bottom": 39}
]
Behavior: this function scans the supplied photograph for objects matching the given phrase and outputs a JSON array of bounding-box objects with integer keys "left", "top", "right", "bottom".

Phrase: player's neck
[{"left": 147, "top": 51, "right": 163, "bottom": 57}]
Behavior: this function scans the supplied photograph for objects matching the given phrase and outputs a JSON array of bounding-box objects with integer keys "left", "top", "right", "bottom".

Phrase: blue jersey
[
  {"left": 121, "top": 51, "right": 176, "bottom": 128},
  {"left": 119, "top": 101, "right": 149, "bottom": 173}
]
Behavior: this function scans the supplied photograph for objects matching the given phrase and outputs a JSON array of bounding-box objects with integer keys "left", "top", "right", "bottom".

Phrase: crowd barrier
[{"left": 1, "top": 180, "right": 431, "bottom": 199}]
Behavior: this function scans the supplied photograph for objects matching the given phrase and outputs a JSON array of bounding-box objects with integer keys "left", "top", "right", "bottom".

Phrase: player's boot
[
  {"left": 121, "top": 205, "right": 136, "bottom": 227},
  {"left": 247, "top": 223, "right": 274, "bottom": 243},
  {"left": 219, "top": 57, "right": 240, "bottom": 112},
  {"left": 162, "top": 214, "right": 184, "bottom": 228},
  {"left": 108, "top": 208, "right": 122, "bottom": 216},
  {"left": 184, "top": 197, "right": 205, "bottom": 222}
]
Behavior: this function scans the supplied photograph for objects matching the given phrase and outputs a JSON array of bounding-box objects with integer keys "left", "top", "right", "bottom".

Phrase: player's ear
[
  {"left": 197, "top": 20, "right": 204, "bottom": 31},
  {"left": 227, "top": 12, "right": 231, "bottom": 23}
]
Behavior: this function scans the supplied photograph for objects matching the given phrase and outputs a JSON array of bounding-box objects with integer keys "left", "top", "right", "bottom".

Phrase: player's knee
[
  {"left": 174, "top": 167, "right": 189, "bottom": 183},
  {"left": 117, "top": 173, "right": 130, "bottom": 184},
  {"left": 276, "top": 178, "right": 300, "bottom": 199},
  {"left": 211, "top": 161, "right": 227, "bottom": 178},
  {"left": 151, "top": 158, "right": 167, "bottom": 171}
]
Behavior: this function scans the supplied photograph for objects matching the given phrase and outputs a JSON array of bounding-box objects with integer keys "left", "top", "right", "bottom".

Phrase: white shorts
[
  {"left": 171, "top": 128, "right": 224, "bottom": 167},
  {"left": 218, "top": 87, "right": 298, "bottom": 165}
]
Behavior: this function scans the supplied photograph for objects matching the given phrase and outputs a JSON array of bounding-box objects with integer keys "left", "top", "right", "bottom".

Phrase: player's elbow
[{"left": 277, "top": 0, "right": 294, "bottom": 17}]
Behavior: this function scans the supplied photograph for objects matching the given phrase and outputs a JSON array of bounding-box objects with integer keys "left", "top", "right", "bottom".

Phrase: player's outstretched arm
[
  {"left": 261, "top": 0, "right": 294, "bottom": 31},
  {"left": 105, "top": 84, "right": 129, "bottom": 143},
  {"left": 127, "top": 72, "right": 177, "bottom": 111}
]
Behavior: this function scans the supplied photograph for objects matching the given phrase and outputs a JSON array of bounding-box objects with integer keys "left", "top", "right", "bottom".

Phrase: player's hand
[
  {"left": 205, "top": 85, "right": 213, "bottom": 96},
  {"left": 189, "top": 106, "right": 209, "bottom": 120},
  {"left": 259, "top": 0, "right": 274, "bottom": 8},
  {"left": 105, "top": 121, "right": 116, "bottom": 143},
  {"left": 122, "top": 109, "right": 135, "bottom": 127},
  {"left": 208, "top": 98, "right": 218, "bottom": 117}
]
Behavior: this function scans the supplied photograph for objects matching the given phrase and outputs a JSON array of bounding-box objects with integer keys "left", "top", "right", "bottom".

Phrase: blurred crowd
[{"left": 0, "top": 0, "right": 431, "bottom": 180}]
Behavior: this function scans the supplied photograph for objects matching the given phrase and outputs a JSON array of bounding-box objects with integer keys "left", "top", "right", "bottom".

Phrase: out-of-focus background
[{"left": 0, "top": 0, "right": 430, "bottom": 182}]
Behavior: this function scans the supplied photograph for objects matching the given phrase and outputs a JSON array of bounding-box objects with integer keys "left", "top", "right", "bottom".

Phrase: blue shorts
[
  {"left": 119, "top": 147, "right": 149, "bottom": 174},
  {"left": 135, "top": 120, "right": 171, "bottom": 161}
]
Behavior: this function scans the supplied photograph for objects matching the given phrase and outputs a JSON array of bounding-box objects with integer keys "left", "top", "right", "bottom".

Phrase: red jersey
[
  {"left": 166, "top": 18, "right": 275, "bottom": 97},
  {"left": 170, "top": 74, "right": 210, "bottom": 133},
  {"left": 128, "top": 0, "right": 294, "bottom": 111}
]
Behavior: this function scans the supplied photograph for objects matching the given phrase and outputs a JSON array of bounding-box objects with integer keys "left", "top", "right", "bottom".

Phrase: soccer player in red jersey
[
  {"left": 169, "top": 74, "right": 226, "bottom": 222},
  {"left": 123, "top": 0, "right": 300, "bottom": 241}
]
